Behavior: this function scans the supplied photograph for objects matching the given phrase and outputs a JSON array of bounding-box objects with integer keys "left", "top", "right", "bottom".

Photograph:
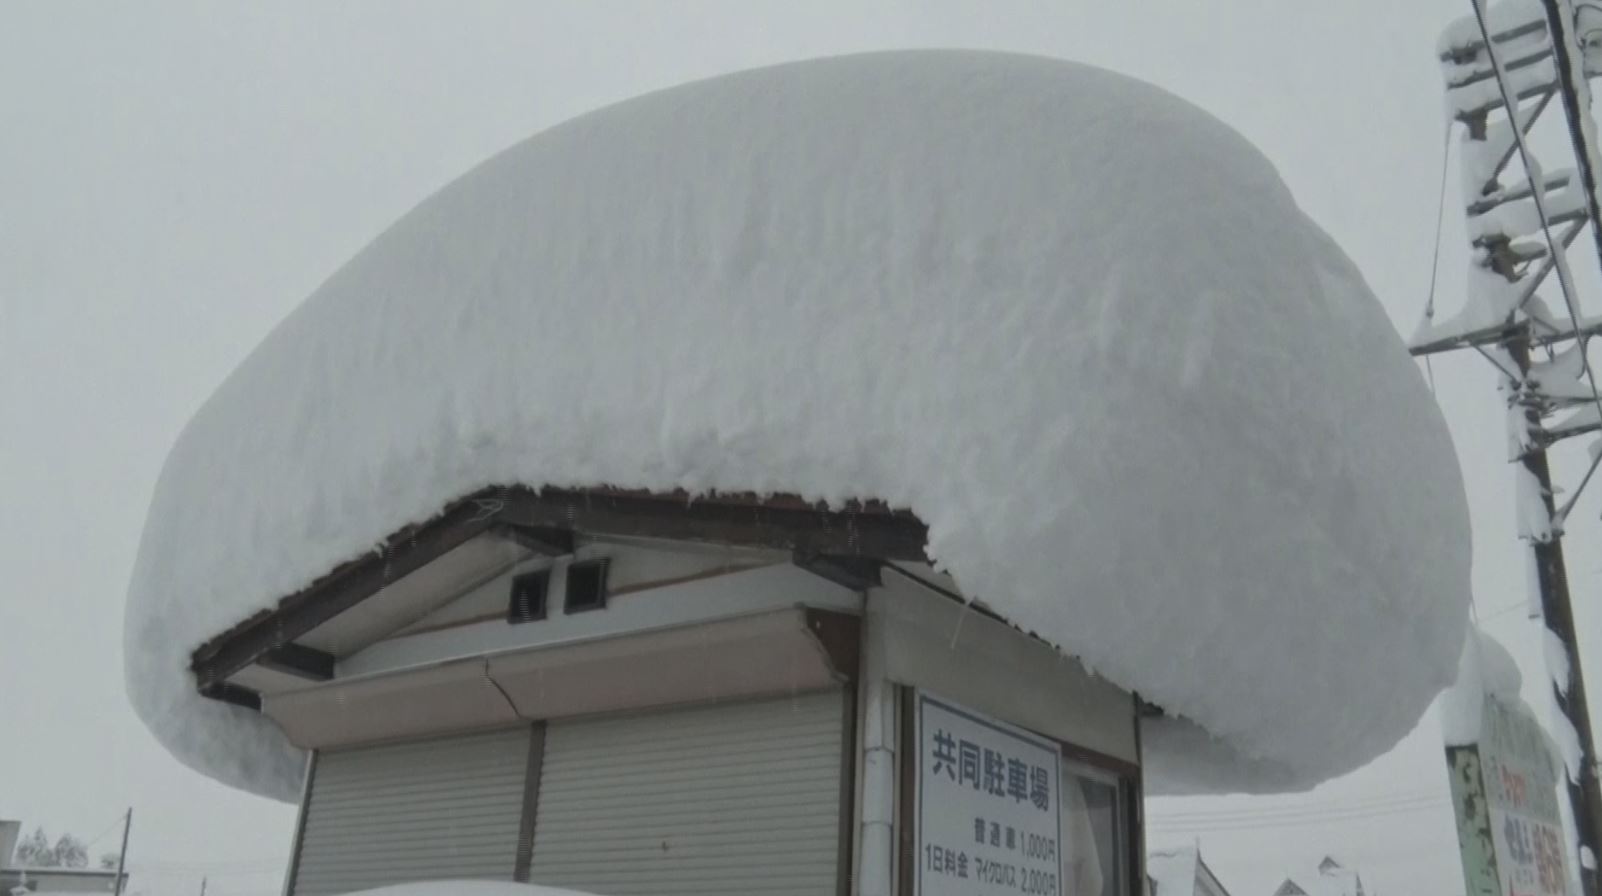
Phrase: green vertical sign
[{"left": 1447, "top": 743, "right": 1503, "bottom": 896}]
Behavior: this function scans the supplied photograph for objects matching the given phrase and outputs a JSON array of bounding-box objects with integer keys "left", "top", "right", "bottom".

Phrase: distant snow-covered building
[
  {"left": 1147, "top": 847, "right": 1231, "bottom": 896},
  {"left": 1272, "top": 856, "right": 1367, "bottom": 896},
  {"left": 0, "top": 821, "right": 125, "bottom": 896},
  {"left": 124, "top": 49, "right": 1470, "bottom": 896}
]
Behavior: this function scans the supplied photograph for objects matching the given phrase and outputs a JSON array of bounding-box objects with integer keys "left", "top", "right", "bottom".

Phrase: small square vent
[
  {"left": 563, "top": 558, "right": 610, "bottom": 613},
  {"left": 507, "top": 570, "right": 550, "bottom": 624}
]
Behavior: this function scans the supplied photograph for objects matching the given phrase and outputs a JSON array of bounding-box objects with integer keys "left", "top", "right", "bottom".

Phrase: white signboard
[{"left": 917, "top": 692, "right": 1063, "bottom": 896}]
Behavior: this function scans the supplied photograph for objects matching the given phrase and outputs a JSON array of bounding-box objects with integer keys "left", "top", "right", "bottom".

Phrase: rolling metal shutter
[
  {"left": 528, "top": 689, "right": 847, "bottom": 895},
  {"left": 290, "top": 726, "right": 532, "bottom": 896}
]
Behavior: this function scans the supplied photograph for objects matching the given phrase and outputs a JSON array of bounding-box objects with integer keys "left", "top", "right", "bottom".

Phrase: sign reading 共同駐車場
[
  {"left": 1445, "top": 693, "right": 1569, "bottom": 896},
  {"left": 917, "top": 692, "right": 1062, "bottom": 896}
]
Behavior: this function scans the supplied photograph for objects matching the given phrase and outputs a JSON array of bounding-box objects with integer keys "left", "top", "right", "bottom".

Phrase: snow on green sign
[
  {"left": 1446, "top": 693, "right": 1569, "bottom": 896},
  {"left": 917, "top": 693, "right": 1062, "bottom": 896}
]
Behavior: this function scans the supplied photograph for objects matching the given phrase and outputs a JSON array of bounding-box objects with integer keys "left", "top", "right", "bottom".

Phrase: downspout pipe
[{"left": 858, "top": 593, "right": 896, "bottom": 896}]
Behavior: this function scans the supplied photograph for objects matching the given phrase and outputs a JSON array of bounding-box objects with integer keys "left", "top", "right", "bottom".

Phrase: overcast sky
[{"left": 3, "top": 3, "right": 1600, "bottom": 896}]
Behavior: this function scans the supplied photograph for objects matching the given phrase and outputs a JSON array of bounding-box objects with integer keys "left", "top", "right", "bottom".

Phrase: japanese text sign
[{"left": 917, "top": 692, "right": 1062, "bottom": 896}]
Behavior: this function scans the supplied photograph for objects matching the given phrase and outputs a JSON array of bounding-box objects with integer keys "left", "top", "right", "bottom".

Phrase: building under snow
[
  {"left": 1271, "top": 856, "right": 1367, "bottom": 896},
  {"left": 124, "top": 50, "right": 1472, "bottom": 896},
  {"left": 0, "top": 821, "right": 126, "bottom": 896},
  {"left": 1146, "top": 848, "right": 1232, "bottom": 896}
]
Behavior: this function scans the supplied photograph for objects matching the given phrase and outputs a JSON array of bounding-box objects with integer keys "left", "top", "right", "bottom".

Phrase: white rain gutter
[{"left": 858, "top": 591, "right": 896, "bottom": 896}]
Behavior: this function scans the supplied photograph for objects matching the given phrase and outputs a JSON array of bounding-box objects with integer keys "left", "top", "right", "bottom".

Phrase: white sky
[{"left": 3, "top": 2, "right": 1600, "bottom": 896}]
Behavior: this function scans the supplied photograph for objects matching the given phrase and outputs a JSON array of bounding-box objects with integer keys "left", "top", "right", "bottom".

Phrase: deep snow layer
[
  {"left": 124, "top": 50, "right": 1472, "bottom": 801},
  {"left": 1440, "top": 628, "right": 1525, "bottom": 747}
]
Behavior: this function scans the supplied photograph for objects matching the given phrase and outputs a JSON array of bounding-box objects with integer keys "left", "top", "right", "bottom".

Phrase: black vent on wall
[
  {"left": 507, "top": 570, "right": 550, "bottom": 624},
  {"left": 563, "top": 559, "right": 609, "bottom": 613}
]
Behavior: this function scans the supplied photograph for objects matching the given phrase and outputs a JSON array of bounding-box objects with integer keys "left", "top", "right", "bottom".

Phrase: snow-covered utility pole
[{"left": 1420, "top": 3, "right": 1602, "bottom": 894}]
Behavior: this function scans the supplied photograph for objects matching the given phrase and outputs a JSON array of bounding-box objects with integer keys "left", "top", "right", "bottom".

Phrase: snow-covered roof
[
  {"left": 124, "top": 49, "right": 1471, "bottom": 802},
  {"left": 1147, "top": 849, "right": 1201, "bottom": 896},
  {"left": 1274, "top": 857, "right": 1365, "bottom": 896},
  {"left": 1149, "top": 847, "right": 1232, "bottom": 896}
]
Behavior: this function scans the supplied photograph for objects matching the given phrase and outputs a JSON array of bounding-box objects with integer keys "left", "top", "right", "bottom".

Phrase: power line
[
  {"left": 1478, "top": 597, "right": 1533, "bottom": 621},
  {"left": 81, "top": 812, "right": 132, "bottom": 850},
  {"left": 1149, "top": 790, "right": 1445, "bottom": 823},
  {"left": 1150, "top": 799, "right": 1449, "bottom": 834},
  {"left": 1147, "top": 795, "right": 1448, "bottom": 833},
  {"left": 1425, "top": 120, "right": 1456, "bottom": 331},
  {"left": 1423, "top": 121, "right": 1456, "bottom": 395}
]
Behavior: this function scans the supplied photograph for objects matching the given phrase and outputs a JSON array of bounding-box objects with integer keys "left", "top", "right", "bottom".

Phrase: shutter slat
[
  {"left": 528, "top": 689, "right": 844, "bottom": 896},
  {"left": 290, "top": 727, "right": 529, "bottom": 896}
]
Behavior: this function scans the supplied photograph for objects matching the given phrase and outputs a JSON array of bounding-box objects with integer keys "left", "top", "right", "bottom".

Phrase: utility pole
[
  {"left": 1532, "top": 11, "right": 1602, "bottom": 890},
  {"left": 1423, "top": 4, "right": 1602, "bottom": 896},
  {"left": 112, "top": 808, "right": 132, "bottom": 896},
  {"left": 1509, "top": 334, "right": 1602, "bottom": 896}
]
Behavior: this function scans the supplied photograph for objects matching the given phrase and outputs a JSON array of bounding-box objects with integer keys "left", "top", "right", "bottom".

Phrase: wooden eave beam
[
  {"left": 494, "top": 523, "right": 575, "bottom": 557},
  {"left": 200, "top": 681, "right": 262, "bottom": 712},
  {"left": 792, "top": 551, "right": 883, "bottom": 591},
  {"left": 801, "top": 607, "right": 862, "bottom": 679},
  {"left": 495, "top": 487, "right": 929, "bottom": 561},
  {"left": 258, "top": 642, "right": 336, "bottom": 682}
]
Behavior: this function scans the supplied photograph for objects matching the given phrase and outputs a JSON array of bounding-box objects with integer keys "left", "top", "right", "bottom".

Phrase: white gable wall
[{"left": 338, "top": 551, "right": 859, "bottom": 679}]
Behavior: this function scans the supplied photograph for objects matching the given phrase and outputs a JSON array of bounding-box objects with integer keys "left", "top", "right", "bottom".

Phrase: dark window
[
  {"left": 563, "top": 559, "right": 609, "bottom": 613},
  {"left": 1061, "top": 759, "right": 1130, "bottom": 896},
  {"left": 508, "top": 570, "right": 550, "bottom": 624}
]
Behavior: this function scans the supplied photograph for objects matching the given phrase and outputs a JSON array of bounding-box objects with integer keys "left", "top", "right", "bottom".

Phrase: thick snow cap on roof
[{"left": 125, "top": 50, "right": 1471, "bottom": 801}]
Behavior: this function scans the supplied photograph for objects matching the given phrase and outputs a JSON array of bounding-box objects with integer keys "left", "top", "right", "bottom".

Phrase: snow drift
[{"left": 124, "top": 50, "right": 1472, "bottom": 801}]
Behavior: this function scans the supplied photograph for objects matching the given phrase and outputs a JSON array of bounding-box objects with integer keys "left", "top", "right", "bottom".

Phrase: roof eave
[{"left": 189, "top": 484, "right": 930, "bottom": 695}]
